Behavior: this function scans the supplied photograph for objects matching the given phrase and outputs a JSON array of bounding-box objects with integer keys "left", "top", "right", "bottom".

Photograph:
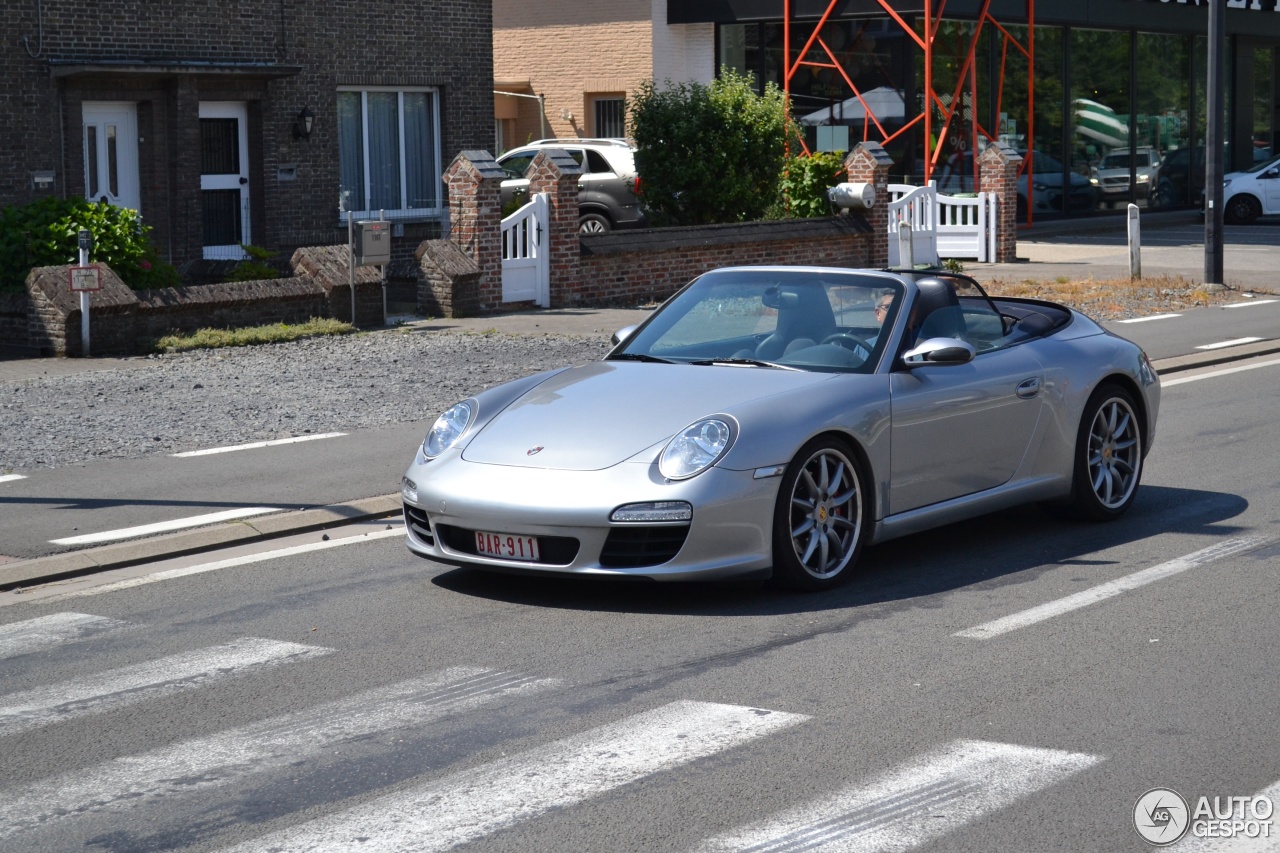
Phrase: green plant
[
  {"left": 226, "top": 244, "right": 281, "bottom": 282},
  {"left": 0, "top": 196, "right": 179, "bottom": 292},
  {"left": 778, "top": 152, "right": 848, "bottom": 218},
  {"left": 943, "top": 257, "right": 966, "bottom": 273},
  {"left": 152, "top": 318, "right": 355, "bottom": 352},
  {"left": 629, "top": 68, "right": 798, "bottom": 226}
]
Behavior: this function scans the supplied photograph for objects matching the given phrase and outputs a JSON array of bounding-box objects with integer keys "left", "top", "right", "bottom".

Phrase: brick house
[
  {"left": 492, "top": 0, "right": 713, "bottom": 150},
  {"left": 2, "top": 0, "right": 495, "bottom": 271}
]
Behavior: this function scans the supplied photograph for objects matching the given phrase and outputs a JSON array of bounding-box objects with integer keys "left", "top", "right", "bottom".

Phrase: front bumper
[{"left": 401, "top": 456, "right": 779, "bottom": 581}]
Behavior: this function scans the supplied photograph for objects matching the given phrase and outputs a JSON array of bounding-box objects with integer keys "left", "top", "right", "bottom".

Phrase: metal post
[
  {"left": 1205, "top": 0, "right": 1225, "bottom": 285},
  {"left": 78, "top": 243, "right": 90, "bottom": 357},
  {"left": 1127, "top": 203, "right": 1142, "bottom": 280},
  {"left": 379, "top": 208, "right": 387, "bottom": 326},
  {"left": 347, "top": 211, "right": 356, "bottom": 326}
]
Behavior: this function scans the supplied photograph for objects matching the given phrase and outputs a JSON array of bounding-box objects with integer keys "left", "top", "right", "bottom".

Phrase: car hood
[{"left": 462, "top": 361, "right": 832, "bottom": 471}]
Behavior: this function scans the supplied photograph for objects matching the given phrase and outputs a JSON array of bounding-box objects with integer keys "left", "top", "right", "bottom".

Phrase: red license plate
[{"left": 475, "top": 531, "right": 540, "bottom": 562}]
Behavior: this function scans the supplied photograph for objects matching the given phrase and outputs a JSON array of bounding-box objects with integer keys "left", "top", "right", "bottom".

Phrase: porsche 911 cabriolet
[{"left": 401, "top": 267, "right": 1159, "bottom": 591}]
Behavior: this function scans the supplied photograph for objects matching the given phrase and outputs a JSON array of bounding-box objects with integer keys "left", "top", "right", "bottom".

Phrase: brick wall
[{"left": 2, "top": 1, "right": 493, "bottom": 270}]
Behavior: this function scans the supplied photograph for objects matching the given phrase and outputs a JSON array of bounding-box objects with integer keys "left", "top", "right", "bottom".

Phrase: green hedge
[{"left": 0, "top": 197, "right": 180, "bottom": 292}]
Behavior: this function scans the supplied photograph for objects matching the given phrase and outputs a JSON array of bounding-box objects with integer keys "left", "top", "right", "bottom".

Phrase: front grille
[
  {"left": 435, "top": 524, "right": 579, "bottom": 566},
  {"left": 403, "top": 505, "right": 434, "bottom": 545},
  {"left": 600, "top": 525, "right": 690, "bottom": 569}
]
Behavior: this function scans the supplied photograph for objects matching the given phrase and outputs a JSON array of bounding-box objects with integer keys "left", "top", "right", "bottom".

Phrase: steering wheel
[{"left": 820, "top": 332, "right": 874, "bottom": 360}]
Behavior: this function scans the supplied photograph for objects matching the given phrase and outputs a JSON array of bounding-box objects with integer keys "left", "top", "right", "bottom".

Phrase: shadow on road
[{"left": 431, "top": 485, "right": 1248, "bottom": 618}]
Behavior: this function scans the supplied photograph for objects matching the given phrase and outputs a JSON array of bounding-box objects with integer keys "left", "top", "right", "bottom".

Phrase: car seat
[
  {"left": 755, "top": 286, "right": 837, "bottom": 360},
  {"left": 907, "top": 278, "right": 968, "bottom": 347}
]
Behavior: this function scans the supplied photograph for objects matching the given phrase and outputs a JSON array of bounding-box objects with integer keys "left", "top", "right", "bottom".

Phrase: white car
[{"left": 1223, "top": 154, "right": 1280, "bottom": 224}]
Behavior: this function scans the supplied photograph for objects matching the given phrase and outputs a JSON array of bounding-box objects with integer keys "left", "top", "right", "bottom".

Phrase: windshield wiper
[
  {"left": 608, "top": 352, "right": 676, "bottom": 364},
  {"left": 688, "top": 357, "right": 798, "bottom": 370}
]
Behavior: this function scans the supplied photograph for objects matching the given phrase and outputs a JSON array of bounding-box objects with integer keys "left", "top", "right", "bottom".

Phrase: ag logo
[{"left": 1134, "top": 788, "right": 1190, "bottom": 846}]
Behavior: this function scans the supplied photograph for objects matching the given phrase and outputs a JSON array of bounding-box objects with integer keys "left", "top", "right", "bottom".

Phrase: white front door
[
  {"left": 82, "top": 102, "right": 141, "bottom": 212},
  {"left": 198, "top": 102, "right": 251, "bottom": 260}
]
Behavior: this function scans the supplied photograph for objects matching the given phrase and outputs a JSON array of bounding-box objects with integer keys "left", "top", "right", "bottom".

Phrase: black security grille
[
  {"left": 435, "top": 524, "right": 579, "bottom": 566},
  {"left": 599, "top": 525, "right": 690, "bottom": 569}
]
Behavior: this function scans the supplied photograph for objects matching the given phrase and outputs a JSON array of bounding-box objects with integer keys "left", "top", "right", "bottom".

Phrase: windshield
[
  {"left": 1243, "top": 155, "right": 1280, "bottom": 174},
  {"left": 611, "top": 269, "right": 903, "bottom": 373}
]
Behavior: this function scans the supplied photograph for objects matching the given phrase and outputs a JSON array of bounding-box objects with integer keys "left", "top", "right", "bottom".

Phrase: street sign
[{"left": 69, "top": 265, "right": 102, "bottom": 292}]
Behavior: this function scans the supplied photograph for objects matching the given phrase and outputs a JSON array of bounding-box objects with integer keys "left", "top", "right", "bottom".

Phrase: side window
[
  {"left": 585, "top": 150, "right": 613, "bottom": 174},
  {"left": 958, "top": 297, "right": 1007, "bottom": 353},
  {"left": 499, "top": 154, "right": 534, "bottom": 179}
]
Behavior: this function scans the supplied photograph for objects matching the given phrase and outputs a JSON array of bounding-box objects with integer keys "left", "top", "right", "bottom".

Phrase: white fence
[
  {"left": 887, "top": 182, "right": 997, "bottom": 264},
  {"left": 500, "top": 192, "right": 549, "bottom": 306}
]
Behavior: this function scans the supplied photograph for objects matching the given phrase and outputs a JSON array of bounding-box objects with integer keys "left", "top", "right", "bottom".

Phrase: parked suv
[
  {"left": 1092, "top": 147, "right": 1160, "bottom": 207},
  {"left": 497, "top": 139, "right": 647, "bottom": 234}
]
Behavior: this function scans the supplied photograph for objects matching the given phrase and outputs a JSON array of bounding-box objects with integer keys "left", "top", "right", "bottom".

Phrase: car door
[
  {"left": 1261, "top": 160, "right": 1280, "bottom": 213},
  {"left": 888, "top": 335, "right": 1045, "bottom": 515}
]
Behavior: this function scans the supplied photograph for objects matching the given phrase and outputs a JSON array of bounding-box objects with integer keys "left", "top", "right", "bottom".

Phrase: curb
[
  {"left": 3, "top": 340, "right": 1276, "bottom": 592},
  {"left": 0, "top": 494, "right": 403, "bottom": 591}
]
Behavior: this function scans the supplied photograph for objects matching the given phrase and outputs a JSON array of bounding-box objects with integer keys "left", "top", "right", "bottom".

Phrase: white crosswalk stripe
[
  {"left": 0, "top": 637, "right": 331, "bottom": 737},
  {"left": 692, "top": 739, "right": 1101, "bottom": 853},
  {"left": 0, "top": 666, "right": 559, "bottom": 842},
  {"left": 1175, "top": 780, "right": 1280, "bottom": 853},
  {"left": 219, "top": 700, "right": 809, "bottom": 853},
  {"left": 0, "top": 612, "right": 130, "bottom": 661}
]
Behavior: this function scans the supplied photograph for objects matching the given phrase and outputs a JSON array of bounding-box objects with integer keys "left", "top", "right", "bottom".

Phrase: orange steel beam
[{"left": 783, "top": 0, "right": 1036, "bottom": 217}]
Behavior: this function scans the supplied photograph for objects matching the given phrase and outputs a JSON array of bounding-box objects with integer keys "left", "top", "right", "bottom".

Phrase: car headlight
[
  {"left": 1136, "top": 174, "right": 1150, "bottom": 184},
  {"left": 421, "top": 401, "right": 474, "bottom": 460},
  {"left": 1223, "top": 178, "right": 1232, "bottom": 189},
  {"left": 659, "top": 417, "right": 733, "bottom": 480}
]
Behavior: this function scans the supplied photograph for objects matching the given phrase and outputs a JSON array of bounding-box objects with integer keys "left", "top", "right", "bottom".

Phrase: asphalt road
[
  {"left": 0, "top": 355, "right": 1277, "bottom": 852},
  {"left": 2, "top": 298, "right": 1278, "bottom": 566}
]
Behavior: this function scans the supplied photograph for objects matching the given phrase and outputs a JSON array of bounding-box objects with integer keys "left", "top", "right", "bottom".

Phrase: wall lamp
[{"left": 293, "top": 105, "right": 315, "bottom": 140}]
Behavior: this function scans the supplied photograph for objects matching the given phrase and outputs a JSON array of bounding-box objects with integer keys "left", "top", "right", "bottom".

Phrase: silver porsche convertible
[{"left": 401, "top": 267, "right": 1159, "bottom": 591}]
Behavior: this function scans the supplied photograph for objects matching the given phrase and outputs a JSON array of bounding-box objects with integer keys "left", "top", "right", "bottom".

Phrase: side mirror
[
  {"left": 611, "top": 325, "right": 638, "bottom": 346},
  {"left": 902, "top": 337, "right": 976, "bottom": 366}
]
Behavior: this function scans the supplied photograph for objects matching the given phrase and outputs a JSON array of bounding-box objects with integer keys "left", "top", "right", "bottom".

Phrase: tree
[{"left": 629, "top": 68, "right": 797, "bottom": 226}]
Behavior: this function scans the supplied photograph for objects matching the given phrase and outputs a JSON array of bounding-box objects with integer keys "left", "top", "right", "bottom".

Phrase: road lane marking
[
  {"left": 50, "top": 506, "right": 285, "bottom": 545},
  {"left": 1195, "top": 337, "right": 1264, "bottom": 350},
  {"left": 693, "top": 739, "right": 1100, "bottom": 853},
  {"left": 1223, "top": 299, "right": 1278, "bottom": 308},
  {"left": 0, "top": 612, "right": 129, "bottom": 661},
  {"left": 29, "top": 527, "right": 404, "bottom": 603},
  {"left": 0, "top": 638, "right": 331, "bottom": 737},
  {"left": 0, "top": 667, "right": 560, "bottom": 841},
  {"left": 221, "top": 701, "right": 809, "bottom": 853},
  {"left": 955, "top": 535, "right": 1272, "bottom": 640},
  {"left": 1177, "top": 779, "right": 1280, "bottom": 852},
  {"left": 1162, "top": 358, "right": 1280, "bottom": 386},
  {"left": 0, "top": 474, "right": 26, "bottom": 483},
  {"left": 1117, "top": 313, "right": 1183, "bottom": 323},
  {"left": 170, "top": 433, "right": 347, "bottom": 457}
]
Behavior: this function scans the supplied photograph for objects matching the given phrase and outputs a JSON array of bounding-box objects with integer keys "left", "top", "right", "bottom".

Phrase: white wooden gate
[
  {"left": 500, "top": 192, "right": 549, "bottom": 306},
  {"left": 886, "top": 183, "right": 938, "bottom": 267},
  {"left": 887, "top": 182, "right": 997, "bottom": 264}
]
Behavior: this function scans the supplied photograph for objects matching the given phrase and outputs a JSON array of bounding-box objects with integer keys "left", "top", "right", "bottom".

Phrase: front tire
[
  {"left": 1225, "top": 194, "right": 1262, "bottom": 225},
  {"left": 578, "top": 212, "right": 612, "bottom": 234},
  {"left": 1069, "top": 383, "right": 1144, "bottom": 520},
  {"left": 771, "top": 437, "right": 869, "bottom": 591}
]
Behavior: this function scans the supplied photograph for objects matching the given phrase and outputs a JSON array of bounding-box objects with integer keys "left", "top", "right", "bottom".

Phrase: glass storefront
[{"left": 717, "top": 14, "right": 1277, "bottom": 221}]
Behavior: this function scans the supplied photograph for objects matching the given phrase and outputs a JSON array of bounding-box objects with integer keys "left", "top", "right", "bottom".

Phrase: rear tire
[
  {"left": 771, "top": 437, "right": 869, "bottom": 591},
  {"left": 1068, "top": 383, "right": 1143, "bottom": 521},
  {"left": 578, "top": 212, "right": 611, "bottom": 234}
]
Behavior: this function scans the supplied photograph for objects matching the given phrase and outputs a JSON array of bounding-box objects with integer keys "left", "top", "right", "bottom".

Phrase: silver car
[{"left": 401, "top": 267, "right": 1159, "bottom": 591}]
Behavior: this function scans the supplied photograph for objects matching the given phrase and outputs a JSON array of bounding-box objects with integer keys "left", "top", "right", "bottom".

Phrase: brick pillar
[
  {"left": 443, "top": 150, "right": 506, "bottom": 311},
  {"left": 845, "top": 143, "right": 894, "bottom": 268},
  {"left": 168, "top": 76, "right": 203, "bottom": 264},
  {"left": 527, "top": 149, "right": 583, "bottom": 307},
  {"left": 979, "top": 142, "right": 1022, "bottom": 263}
]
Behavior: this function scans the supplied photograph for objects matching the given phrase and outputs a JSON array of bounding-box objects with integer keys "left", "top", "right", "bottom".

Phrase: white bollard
[
  {"left": 1128, "top": 203, "right": 1142, "bottom": 280},
  {"left": 898, "top": 220, "right": 915, "bottom": 269}
]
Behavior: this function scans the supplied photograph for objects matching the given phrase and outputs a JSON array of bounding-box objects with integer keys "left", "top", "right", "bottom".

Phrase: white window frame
[{"left": 338, "top": 86, "right": 444, "bottom": 221}]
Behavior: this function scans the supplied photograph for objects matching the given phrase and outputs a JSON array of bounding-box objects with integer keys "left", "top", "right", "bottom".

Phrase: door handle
[
  {"left": 1016, "top": 377, "right": 1042, "bottom": 399},
  {"left": 239, "top": 177, "right": 248, "bottom": 185}
]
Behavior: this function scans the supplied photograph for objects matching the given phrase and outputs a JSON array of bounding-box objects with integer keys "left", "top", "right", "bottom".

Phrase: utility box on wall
[{"left": 354, "top": 220, "right": 391, "bottom": 266}]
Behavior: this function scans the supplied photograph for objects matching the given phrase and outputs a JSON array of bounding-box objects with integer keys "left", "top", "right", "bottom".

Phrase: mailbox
[{"left": 354, "top": 220, "right": 392, "bottom": 266}]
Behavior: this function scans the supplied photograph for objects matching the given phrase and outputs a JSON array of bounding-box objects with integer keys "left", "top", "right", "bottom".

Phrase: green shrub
[
  {"left": 778, "top": 152, "right": 848, "bottom": 218},
  {"left": 0, "top": 197, "right": 180, "bottom": 292},
  {"left": 226, "top": 244, "right": 281, "bottom": 282},
  {"left": 152, "top": 318, "right": 355, "bottom": 352},
  {"left": 630, "top": 68, "right": 798, "bottom": 226}
]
